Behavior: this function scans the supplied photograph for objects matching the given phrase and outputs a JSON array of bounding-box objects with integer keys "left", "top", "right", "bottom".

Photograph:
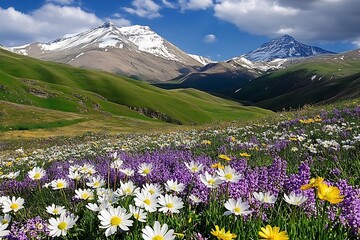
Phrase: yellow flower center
[
  {"left": 191, "top": 167, "right": 198, "bottom": 172},
  {"left": 56, "top": 182, "right": 64, "bottom": 188},
  {"left": 53, "top": 209, "right": 59, "bottom": 214},
  {"left": 81, "top": 193, "right": 89, "bottom": 199},
  {"left": 234, "top": 207, "right": 241, "bottom": 213},
  {"left": 58, "top": 221, "right": 67, "bottom": 230},
  {"left": 149, "top": 189, "right": 155, "bottom": 194},
  {"left": 125, "top": 188, "right": 131, "bottom": 193},
  {"left": 144, "top": 199, "right": 151, "bottom": 205},
  {"left": 133, "top": 213, "right": 140, "bottom": 219},
  {"left": 207, "top": 179, "right": 215, "bottom": 185},
  {"left": 143, "top": 168, "right": 150, "bottom": 174},
  {"left": 152, "top": 235, "right": 164, "bottom": 240},
  {"left": 94, "top": 182, "right": 100, "bottom": 188},
  {"left": 10, "top": 203, "right": 18, "bottom": 210},
  {"left": 2, "top": 220, "right": 8, "bottom": 224},
  {"left": 225, "top": 173, "right": 233, "bottom": 180},
  {"left": 166, "top": 203, "right": 174, "bottom": 209},
  {"left": 34, "top": 173, "right": 41, "bottom": 179},
  {"left": 110, "top": 216, "right": 122, "bottom": 226}
]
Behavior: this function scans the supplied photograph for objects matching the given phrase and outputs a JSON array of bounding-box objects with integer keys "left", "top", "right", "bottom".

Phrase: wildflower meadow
[{"left": 0, "top": 105, "right": 359, "bottom": 239}]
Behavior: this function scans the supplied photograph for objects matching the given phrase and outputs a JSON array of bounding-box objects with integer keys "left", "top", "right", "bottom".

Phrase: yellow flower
[
  {"left": 317, "top": 182, "right": 344, "bottom": 204},
  {"left": 211, "top": 225, "right": 237, "bottom": 240},
  {"left": 300, "top": 177, "right": 324, "bottom": 190},
  {"left": 211, "top": 162, "right": 225, "bottom": 169},
  {"left": 289, "top": 137, "right": 298, "bottom": 141},
  {"left": 239, "top": 153, "right": 251, "bottom": 157},
  {"left": 201, "top": 140, "right": 212, "bottom": 145},
  {"left": 218, "top": 154, "right": 231, "bottom": 161},
  {"left": 258, "top": 225, "right": 289, "bottom": 240}
]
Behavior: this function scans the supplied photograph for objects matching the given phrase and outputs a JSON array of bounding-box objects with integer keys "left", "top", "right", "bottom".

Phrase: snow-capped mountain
[
  {"left": 11, "top": 22, "right": 205, "bottom": 66},
  {"left": 243, "top": 35, "right": 335, "bottom": 62},
  {"left": 9, "top": 22, "right": 210, "bottom": 81}
]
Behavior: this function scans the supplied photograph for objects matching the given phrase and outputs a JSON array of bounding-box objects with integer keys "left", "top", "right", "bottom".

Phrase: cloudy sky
[{"left": 1, "top": 0, "right": 359, "bottom": 60}]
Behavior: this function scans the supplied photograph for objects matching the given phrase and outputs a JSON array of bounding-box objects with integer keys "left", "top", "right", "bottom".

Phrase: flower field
[{"left": 0, "top": 106, "right": 359, "bottom": 239}]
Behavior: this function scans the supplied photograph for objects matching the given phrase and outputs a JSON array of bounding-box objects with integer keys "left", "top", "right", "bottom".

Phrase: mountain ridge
[{"left": 243, "top": 34, "right": 335, "bottom": 62}]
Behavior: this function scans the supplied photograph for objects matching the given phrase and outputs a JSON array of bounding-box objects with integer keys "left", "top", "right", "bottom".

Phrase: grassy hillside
[
  {"left": 235, "top": 53, "right": 360, "bottom": 110},
  {"left": 0, "top": 49, "right": 270, "bottom": 137}
]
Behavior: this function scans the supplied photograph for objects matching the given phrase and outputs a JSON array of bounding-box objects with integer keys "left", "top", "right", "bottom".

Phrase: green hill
[
  {"left": 0, "top": 49, "right": 270, "bottom": 136},
  {"left": 235, "top": 51, "right": 360, "bottom": 110}
]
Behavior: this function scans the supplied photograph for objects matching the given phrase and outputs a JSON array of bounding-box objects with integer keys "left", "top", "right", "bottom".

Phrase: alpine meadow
[{"left": 0, "top": 1, "right": 359, "bottom": 239}]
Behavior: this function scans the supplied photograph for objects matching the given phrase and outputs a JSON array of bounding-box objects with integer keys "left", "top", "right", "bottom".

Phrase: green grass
[{"left": 0, "top": 49, "right": 271, "bottom": 127}]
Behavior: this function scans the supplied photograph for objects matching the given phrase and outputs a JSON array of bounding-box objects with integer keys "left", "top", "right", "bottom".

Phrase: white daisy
[
  {"left": 98, "top": 206, "right": 133, "bottom": 237},
  {"left": 134, "top": 190, "right": 159, "bottom": 212},
  {"left": 283, "top": 192, "right": 308, "bottom": 206},
  {"left": 68, "top": 170, "right": 82, "bottom": 181},
  {"left": 138, "top": 163, "right": 153, "bottom": 176},
  {"left": 86, "top": 176, "right": 105, "bottom": 189},
  {"left": 0, "top": 223, "right": 9, "bottom": 238},
  {"left": 79, "top": 163, "right": 96, "bottom": 176},
  {"left": 129, "top": 205, "right": 147, "bottom": 222},
  {"left": 224, "top": 198, "right": 252, "bottom": 216},
  {"left": 199, "top": 171, "right": 223, "bottom": 189},
  {"left": 75, "top": 188, "right": 94, "bottom": 201},
  {"left": 120, "top": 168, "right": 134, "bottom": 177},
  {"left": 2, "top": 196, "right": 24, "bottom": 213},
  {"left": 117, "top": 181, "right": 139, "bottom": 196},
  {"left": 253, "top": 192, "right": 277, "bottom": 204},
  {"left": 142, "top": 221, "right": 175, "bottom": 240},
  {"left": 50, "top": 179, "right": 68, "bottom": 190},
  {"left": 216, "top": 166, "right": 241, "bottom": 183},
  {"left": 142, "top": 183, "right": 163, "bottom": 196},
  {"left": 110, "top": 159, "right": 123, "bottom": 170},
  {"left": 46, "top": 204, "right": 66, "bottom": 216},
  {"left": 28, "top": 167, "right": 46, "bottom": 180},
  {"left": 0, "top": 214, "right": 10, "bottom": 225},
  {"left": 158, "top": 194, "right": 184, "bottom": 214},
  {"left": 189, "top": 194, "right": 202, "bottom": 204},
  {"left": 184, "top": 161, "right": 204, "bottom": 173},
  {"left": 48, "top": 214, "right": 78, "bottom": 237},
  {"left": 164, "top": 179, "right": 185, "bottom": 193}
]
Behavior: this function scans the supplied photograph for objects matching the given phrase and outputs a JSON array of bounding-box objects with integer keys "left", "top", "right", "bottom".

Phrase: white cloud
[
  {"left": 107, "top": 13, "right": 131, "bottom": 27},
  {"left": 123, "top": 0, "right": 161, "bottom": 19},
  {"left": 214, "top": 0, "right": 360, "bottom": 44},
  {"left": 204, "top": 34, "right": 217, "bottom": 43},
  {"left": 353, "top": 39, "right": 360, "bottom": 48},
  {"left": 45, "top": 0, "right": 75, "bottom": 5},
  {"left": 0, "top": 4, "right": 130, "bottom": 46},
  {"left": 179, "top": 0, "right": 213, "bottom": 10},
  {"left": 162, "top": 0, "right": 176, "bottom": 8}
]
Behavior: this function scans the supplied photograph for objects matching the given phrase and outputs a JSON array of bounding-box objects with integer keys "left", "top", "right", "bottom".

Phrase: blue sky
[{"left": 0, "top": 0, "right": 359, "bottom": 61}]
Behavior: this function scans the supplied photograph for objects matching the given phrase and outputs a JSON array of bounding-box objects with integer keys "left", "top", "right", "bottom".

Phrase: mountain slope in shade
[
  {"left": 243, "top": 35, "right": 335, "bottom": 62},
  {"left": 9, "top": 22, "right": 207, "bottom": 82},
  {"left": 235, "top": 49, "right": 360, "bottom": 110}
]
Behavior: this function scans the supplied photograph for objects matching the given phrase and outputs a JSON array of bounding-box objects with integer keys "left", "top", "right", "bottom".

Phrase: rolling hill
[
  {"left": 235, "top": 49, "right": 360, "bottom": 110},
  {"left": 0, "top": 49, "right": 270, "bottom": 135}
]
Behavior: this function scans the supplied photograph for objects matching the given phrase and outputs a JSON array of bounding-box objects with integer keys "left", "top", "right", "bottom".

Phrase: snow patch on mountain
[
  {"left": 188, "top": 54, "right": 214, "bottom": 66},
  {"left": 118, "top": 25, "right": 182, "bottom": 62},
  {"left": 229, "top": 57, "right": 289, "bottom": 72}
]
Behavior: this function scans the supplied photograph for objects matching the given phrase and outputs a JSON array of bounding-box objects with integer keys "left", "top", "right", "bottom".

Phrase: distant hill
[{"left": 0, "top": 49, "right": 270, "bottom": 131}]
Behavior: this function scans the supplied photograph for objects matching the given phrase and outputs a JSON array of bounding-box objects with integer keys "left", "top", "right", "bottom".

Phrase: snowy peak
[
  {"left": 243, "top": 35, "right": 335, "bottom": 62},
  {"left": 10, "top": 22, "right": 207, "bottom": 66}
]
